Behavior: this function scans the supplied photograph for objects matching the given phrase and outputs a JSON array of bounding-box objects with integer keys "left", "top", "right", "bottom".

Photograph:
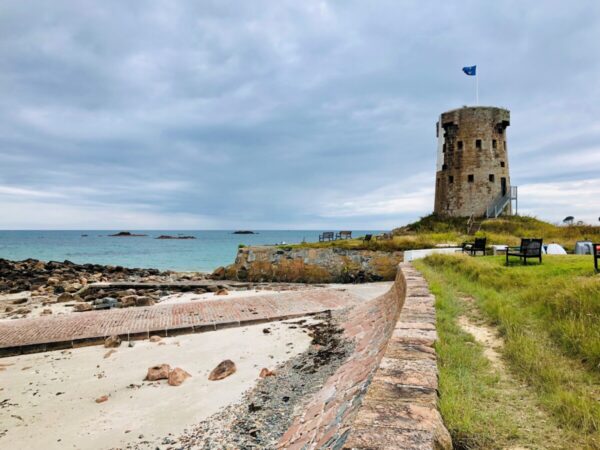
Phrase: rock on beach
[
  {"left": 208, "top": 360, "right": 236, "bottom": 381},
  {"left": 145, "top": 364, "right": 171, "bottom": 381},
  {"left": 168, "top": 368, "right": 192, "bottom": 386}
]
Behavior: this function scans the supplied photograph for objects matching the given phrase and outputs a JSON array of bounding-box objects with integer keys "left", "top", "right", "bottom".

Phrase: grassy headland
[
  {"left": 415, "top": 254, "right": 600, "bottom": 449},
  {"left": 287, "top": 214, "right": 600, "bottom": 252}
]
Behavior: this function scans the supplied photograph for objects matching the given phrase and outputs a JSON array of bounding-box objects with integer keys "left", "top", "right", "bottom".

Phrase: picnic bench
[
  {"left": 319, "top": 232, "right": 334, "bottom": 242},
  {"left": 594, "top": 243, "right": 600, "bottom": 272},
  {"left": 336, "top": 230, "right": 352, "bottom": 240},
  {"left": 462, "top": 237, "right": 487, "bottom": 256},
  {"left": 506, "top": 238, "right": 543, "bottom": 265}
]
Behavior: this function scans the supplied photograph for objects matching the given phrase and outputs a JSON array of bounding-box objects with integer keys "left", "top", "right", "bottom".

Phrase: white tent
[{"left": 544, "top": 243, "right": 567, "bottom": 255}]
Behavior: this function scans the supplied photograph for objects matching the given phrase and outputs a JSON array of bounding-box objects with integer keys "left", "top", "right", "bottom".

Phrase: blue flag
[{"left": 462, "top": 65, "right": 477, "bottom": 76}]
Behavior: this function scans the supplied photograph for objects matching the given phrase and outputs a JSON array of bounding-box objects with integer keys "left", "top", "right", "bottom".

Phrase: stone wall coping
[{"left": 343, "top": 262, "right": 452, "bottom": 449}]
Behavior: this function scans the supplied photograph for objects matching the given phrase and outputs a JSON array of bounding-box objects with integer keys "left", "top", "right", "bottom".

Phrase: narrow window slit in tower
[
  {"left": 492, "top": 140, "right": 497, "bottom": 149},
  {"left": 475, "top": 139, "right": 482, "bottom": 150},
  {"left": 468, "top": 174, "right": 474, "bottom": 183},
  {"left": 458, "top": 141, "right": 463, "bottom": 150},
  {"left": 489, "top": 174, "right": 495, "bottom": 182},
  {"left": 500, "top": 161, "right": 505, "bottom": 167},
  {"left": 449, "top": 175, "right": 454, "bottom": 184}
]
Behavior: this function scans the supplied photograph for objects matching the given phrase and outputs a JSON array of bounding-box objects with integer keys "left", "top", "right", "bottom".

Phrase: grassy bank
[
  {"left": 415, "top": 254, "right": 600, "bottom": 449},
  {"left": 288, "top": 215, "right": 600, "bottom": 252}
]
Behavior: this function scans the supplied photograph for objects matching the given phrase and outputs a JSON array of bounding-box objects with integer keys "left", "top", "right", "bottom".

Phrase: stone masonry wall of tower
[{"left": 434, "top": 106, "right": 511, "bottom": 217}]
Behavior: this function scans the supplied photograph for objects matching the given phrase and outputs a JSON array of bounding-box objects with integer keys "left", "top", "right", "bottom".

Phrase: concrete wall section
[{"left": 404, "top": 247, "right": 462, "bottom": 262}]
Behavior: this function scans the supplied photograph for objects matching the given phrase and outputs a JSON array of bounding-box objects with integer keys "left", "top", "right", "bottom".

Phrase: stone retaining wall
[
  {"left": 344, "top": 263, "right": 451, "bottom": 449},
  {"left": 216, "top": 246, "right": 403, "bottom": 283},
  {"left": 277, "top": 263, "right": 451, "bottom": 449}
]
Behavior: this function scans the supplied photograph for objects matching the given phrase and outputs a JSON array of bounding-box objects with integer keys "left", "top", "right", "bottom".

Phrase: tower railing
[{"left": 486, "top": 186, "right": 518, "bottom": 218}]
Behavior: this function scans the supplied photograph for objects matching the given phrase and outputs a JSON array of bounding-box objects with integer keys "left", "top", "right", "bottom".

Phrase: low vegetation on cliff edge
[
  {"left": 416, "top": 254, "right": 600, "bottom": 449},
  {"left": 289, "top": 214, "right": 600, "bottom": 252}
]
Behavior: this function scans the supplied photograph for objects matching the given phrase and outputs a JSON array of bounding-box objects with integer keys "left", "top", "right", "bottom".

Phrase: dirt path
[{"left": 457, "top": 301, "right": 577, "bottom": 450}]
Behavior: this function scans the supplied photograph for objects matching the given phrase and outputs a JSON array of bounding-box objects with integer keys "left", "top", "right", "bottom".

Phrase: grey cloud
[{"left": 0, "top": 0, "right": 599, "bottom": 228}]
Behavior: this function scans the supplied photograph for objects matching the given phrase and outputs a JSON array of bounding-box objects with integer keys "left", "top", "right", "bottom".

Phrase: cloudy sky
[{"left": 1, "top": 1, "right": 599, "bottom": 229}]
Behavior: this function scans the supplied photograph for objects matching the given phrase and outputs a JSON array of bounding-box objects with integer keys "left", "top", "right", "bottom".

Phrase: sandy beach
[{"left": 0, "top": 319, "right": 315, "bottom": 449}]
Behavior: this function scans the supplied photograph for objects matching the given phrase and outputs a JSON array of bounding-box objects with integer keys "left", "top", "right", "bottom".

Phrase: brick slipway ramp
[
  {"left": 277, "top": 263, "right": 452, "bottom": 450},
  {"left": 0, "top": 289, "right": 358, "bottom": 357}
]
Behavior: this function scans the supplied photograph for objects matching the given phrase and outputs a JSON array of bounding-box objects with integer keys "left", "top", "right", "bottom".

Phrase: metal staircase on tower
[{"left": 485, "top": 186, "right": 518, "bottom": 218}]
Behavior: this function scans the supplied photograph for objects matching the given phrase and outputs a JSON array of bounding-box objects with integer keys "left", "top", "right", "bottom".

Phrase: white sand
[
  {"left": 160, "top": 282, "right": 392, "bottom": 306},
  {"left": 328, "top": 281, "right": 393, "bottom": 301},
  {"left": 0, "top": 319, "right": 315, "bottom": 449},
  {"left": 158, "top": 287, "right": 308, "bottom": 305}
]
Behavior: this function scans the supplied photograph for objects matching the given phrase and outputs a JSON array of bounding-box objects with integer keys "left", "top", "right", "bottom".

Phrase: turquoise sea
[{"left": 0, "top": 230, "right": 382, "bottom": 272}]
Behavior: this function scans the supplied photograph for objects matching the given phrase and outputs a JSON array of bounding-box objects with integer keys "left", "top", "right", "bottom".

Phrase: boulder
[
  {"left": 135, "top": 296, "right": 154, "bottom": 306},
  {"left": 168, "top": 368, "right": 192, "bottom": 386},
  {"left": 95, "top": 395, "right": 109, "bottom": 404},
  {"left": 208, "top": 360, "right": 236, "bottom": 381},
  {"left": 215, "top": 288, "right": 229, "bottom": 296},
  {"left": 41, "top": 308, "right": 53, "bottom": 315},
  {"left": 57, "top": 292, "right": 74, "bottom": 303},
  {"left": 119, "top": 295, "right": 137, "bottom": 308},
  {"left": 46, "top": 277, "right": 60, "bottom": 286},
  {"left": 65, "top": 282, "right": 82, "bottom": 293},
  {"left": 73, "top": 303, "right": 93, "bottom": 312},
  {"left": 149, "top": 335, "right": 162, "bottom": 343},
  {"left": 259, "top": 368, "right": 276, "bottom": 378},
  {"left": 145, "top": 364, "right": 171, "bottom": 381},
  {"left": 104, "top": 335, "right": 121, "bottom": 348},
  {"left": 211, "top": 267, "right": 226, "bottom": 280}
]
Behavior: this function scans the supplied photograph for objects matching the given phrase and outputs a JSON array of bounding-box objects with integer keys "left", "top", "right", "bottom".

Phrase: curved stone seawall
[{"left": 277, "top": 263, "right": 451, "bottom": 450}]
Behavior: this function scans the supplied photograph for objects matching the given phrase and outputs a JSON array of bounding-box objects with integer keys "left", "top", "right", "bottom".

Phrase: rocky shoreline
[
  {"left": 0, "top": 258, "right": 324, "bottom": 320},
  {"left": 0, "top": 258, "right": 209, "bottom": 318}
]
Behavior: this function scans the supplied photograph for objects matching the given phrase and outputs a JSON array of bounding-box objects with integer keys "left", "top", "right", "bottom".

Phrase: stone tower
[{"left": 434, "top": 106, "right": 511, "bottom": 217}]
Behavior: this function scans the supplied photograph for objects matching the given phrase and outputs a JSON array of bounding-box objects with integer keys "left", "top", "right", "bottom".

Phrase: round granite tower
[{"left": 434, "top": 106, "right": 511, "bottom": 217}]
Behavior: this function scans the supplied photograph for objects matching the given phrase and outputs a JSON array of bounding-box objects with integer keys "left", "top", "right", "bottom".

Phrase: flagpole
[{"left": 475, "top": 72, "right": 479, "bottom": 105}]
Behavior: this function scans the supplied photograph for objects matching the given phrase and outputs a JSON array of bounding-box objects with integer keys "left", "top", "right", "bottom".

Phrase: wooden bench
[
  {"left": 462, "top": 237, "right": 487, "bottom": 256},
  {"left": 506, "top": 238, "right": 543, "bottom": 265},
  {"left": 594, "top": 243, "right": 600, "bottom": 272},
  {"left": 336, "top": 231, "right": 352, "bottom": 240},
  {"left": 319, "top": 232, "right": 334, "bottom": 242}
]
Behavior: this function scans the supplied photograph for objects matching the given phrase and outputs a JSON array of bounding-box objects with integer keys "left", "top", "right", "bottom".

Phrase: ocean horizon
[{"left": 0, "top": 230, "right": 383, "bottom": 272}]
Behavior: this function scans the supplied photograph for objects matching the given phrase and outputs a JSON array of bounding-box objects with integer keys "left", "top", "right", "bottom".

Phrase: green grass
[
  {"left": 420, "top": 267, "right": 521, "bottom": 449},
  {"left": 289, "top": 214, "right": 600, "bottom": 253},
  {"left": 415, "top": 255, "right": 600, "bottom": 449}
]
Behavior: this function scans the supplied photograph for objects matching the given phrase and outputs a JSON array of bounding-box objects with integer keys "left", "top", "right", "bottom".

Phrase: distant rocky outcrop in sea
[
  {"left": 108, "top": 231, "right": 148, "bottom": 237},
  {"left": 233, "top": 230, "right": 256, "bottom": 234},
  {"left": 155, "top": 235, "right": 197, "bottom": 240}
]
